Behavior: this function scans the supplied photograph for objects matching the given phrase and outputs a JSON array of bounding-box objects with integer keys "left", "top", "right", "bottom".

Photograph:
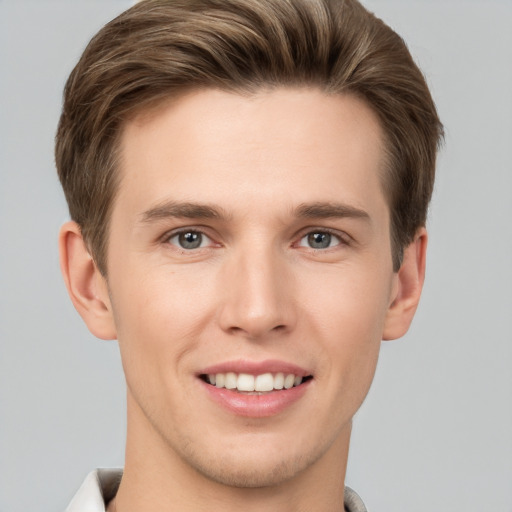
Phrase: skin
[{"left": 60, "top": 88, "right": 427, "bottom": 512}]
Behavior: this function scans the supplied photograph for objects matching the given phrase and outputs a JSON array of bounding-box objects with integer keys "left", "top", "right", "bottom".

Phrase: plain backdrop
[{"left": 1, "top": 1, "right": 511, "bottom": 511}]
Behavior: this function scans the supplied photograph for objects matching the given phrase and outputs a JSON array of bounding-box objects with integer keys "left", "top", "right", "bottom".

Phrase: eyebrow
[
  {"left": 140, "top": 200, "right": 228, "bottom": 223},
  {"left": 294, "top": 202, "right": 371, "bottom": 222},
  {"left": 139, "top": 200, "right": 370, "bottom": 224}
]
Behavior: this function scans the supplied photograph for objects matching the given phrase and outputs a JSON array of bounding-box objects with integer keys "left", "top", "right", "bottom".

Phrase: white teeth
[
  {"left": 284, "top": 374, "right": 295, "bottom": 389},
  {"left": 237, "top": 373, "right": 255, "bottom": 392},
  {"left": 274, "top": 372, "right": 284, "bottom": 389},
  {"left": 207, "top": 371, "right": 306, "bottom": 392},
  {"left": 255, "top": 373, "right": 274, "bottom": 392},
  {"left": 224, "top": 372, "right": 237, "bottom": 390},
  {"left": 215, "top": 373, "right": 225, "bottom": 388}
]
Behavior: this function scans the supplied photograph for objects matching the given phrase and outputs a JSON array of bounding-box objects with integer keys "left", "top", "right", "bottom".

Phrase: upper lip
[{"left": 198, "top": 359, "right": 312, "bottom": 377}]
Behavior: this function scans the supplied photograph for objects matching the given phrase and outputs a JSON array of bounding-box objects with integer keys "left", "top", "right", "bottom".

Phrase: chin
[
  {"left": 192, "top": 453, "right": 314, "bottom": 488},
  {"left": 174, "top": 433, "right": 332, "bottom": 489}
]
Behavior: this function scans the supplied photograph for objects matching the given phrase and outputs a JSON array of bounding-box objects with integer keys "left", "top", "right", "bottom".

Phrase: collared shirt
[{"left": 66, "top": 468, "right": 368, "bottom": 512}]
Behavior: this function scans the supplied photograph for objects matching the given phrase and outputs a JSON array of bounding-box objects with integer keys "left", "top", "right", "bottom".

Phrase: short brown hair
[{"left": 56, "top": 0, "right": 443, "bottom": 274}]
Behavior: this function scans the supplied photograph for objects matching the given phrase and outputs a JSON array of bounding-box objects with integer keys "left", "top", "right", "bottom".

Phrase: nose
[{"left": 217, "top": 247, "right": 296, "bottom": 340}]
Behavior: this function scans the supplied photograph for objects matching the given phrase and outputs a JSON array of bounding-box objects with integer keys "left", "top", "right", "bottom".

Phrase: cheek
[
  {"left": 113, "top": 260, "right": 209, "bottom": 328},
  {"left": 305, "top": 262, "right": 392, "bottom": 341},
  {"left": 304, "top": 265, "right": 391, "bottom": 400},
  {"left": 109, "top": 269, "right": 207, "bottom": 378}
]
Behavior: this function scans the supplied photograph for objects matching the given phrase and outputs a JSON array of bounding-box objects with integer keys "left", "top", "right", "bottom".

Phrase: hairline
[{"left": 95, "top": 84, "right": 401, "bottom": 276}]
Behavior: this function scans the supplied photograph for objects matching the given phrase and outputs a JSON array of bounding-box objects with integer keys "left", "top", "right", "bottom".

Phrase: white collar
[{"left": 65, "top": 469, "right": 122, "bottom": 512}]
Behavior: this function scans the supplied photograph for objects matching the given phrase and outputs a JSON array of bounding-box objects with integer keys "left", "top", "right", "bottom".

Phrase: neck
[{"left": 113, "top": 392, "right": 351, "bottom": 512}]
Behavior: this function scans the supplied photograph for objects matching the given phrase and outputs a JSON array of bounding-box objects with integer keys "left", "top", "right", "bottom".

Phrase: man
[{"left": 56, "top": 0, "right": 443, "bottom": 510}]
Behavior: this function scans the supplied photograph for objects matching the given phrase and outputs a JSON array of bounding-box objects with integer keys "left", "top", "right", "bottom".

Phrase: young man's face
[{"left": 85, "top": 88, "right": 417, "bottom": 487}]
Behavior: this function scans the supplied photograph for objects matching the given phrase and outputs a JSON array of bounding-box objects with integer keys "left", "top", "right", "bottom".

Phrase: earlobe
[
  {"left": 59, "top": 221, "right": 117, "bottom": 340},
  {"left": 382, "top": 228, "right": 428, "bottom": 341}
]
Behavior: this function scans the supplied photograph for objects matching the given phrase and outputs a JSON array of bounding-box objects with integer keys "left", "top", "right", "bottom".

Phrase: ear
[
  {"left": 59, "top": 221, "right": 117, "bottom": 340},
  {"left": 382, "top": 228, "right": 427, "bottom": 341}
]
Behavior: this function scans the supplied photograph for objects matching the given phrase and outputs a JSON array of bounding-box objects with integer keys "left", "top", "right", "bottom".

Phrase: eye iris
[
  {"left": 179, "top": 231, "right": 202, "bottom": 249},
  {"left": 308, "top": 232, "right": 331, "bottom": 249}
]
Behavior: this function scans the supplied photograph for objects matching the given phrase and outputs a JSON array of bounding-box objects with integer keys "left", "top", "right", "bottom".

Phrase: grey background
[{"left": 1, "top": 1, "right": 511, "bottom": 511}]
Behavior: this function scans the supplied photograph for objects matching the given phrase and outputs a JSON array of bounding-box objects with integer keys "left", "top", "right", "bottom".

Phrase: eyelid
[
  {"left": 295, "top": 227, "right": 352, "bottom": 248},
  {"left": 159, "top": 225, "right": 352, "bottom": 250},
  {"left": 161, "top": 226, "right": 218, "bottom": 249}
]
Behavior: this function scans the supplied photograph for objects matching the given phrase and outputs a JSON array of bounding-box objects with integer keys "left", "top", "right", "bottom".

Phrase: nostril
[{"left": 225, "top": 323, "right": 287, "bottom": 337}]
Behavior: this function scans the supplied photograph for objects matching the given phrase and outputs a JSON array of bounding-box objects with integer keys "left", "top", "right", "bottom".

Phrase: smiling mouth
[{"left": 200, "top": 372, "right": 313, "bottom": 394}]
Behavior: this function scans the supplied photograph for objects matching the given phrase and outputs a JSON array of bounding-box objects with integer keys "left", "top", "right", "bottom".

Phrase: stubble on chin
[{"left": 170, "top": 431, "right": 336, "bottom": 489}]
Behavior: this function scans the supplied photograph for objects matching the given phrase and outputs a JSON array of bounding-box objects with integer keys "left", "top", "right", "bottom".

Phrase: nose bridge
[{"left": 218, "top": 240, "right": 294, "bottom": 338}]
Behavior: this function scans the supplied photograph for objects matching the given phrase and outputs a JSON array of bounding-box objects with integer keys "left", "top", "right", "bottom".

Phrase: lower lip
[{"left": 201, "top": 379, "right": 311, "bottom": 418}]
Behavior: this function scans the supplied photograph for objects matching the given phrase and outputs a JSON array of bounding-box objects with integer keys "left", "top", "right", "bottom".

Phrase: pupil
[
  {"left": 179, "top": 231, "right": 201, "bottom": 249},
  {"left": 308, "top": 232, "right": 331, "bottom": 249}
]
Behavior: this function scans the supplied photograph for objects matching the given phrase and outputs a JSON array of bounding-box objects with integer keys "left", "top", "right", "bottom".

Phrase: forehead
[{"left": 116, "top": 87, "right": 387, "bottom": 221}]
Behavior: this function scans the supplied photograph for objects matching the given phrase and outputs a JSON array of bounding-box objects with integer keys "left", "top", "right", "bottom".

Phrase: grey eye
[
  {"left": 169, "top": 231, "right": 209, "bottom": 249},
  {"left": 299, "top": 231, "right": 341, "bottom": 249},
  {"left": 307, "top": 232, "right": 332, "bottom": 249},
  {"left": 180, "top": 232, "right": 202, "bottom": 249}
]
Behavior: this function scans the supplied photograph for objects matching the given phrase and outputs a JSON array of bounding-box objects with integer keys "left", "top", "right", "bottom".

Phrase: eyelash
[
  {"left": 162, "top": 227, "right": 350, "bottom": 252},
  {"left": 296, "top": 228, "right": 349, "bottom": 251},
  {"left": 164, "top": 228, "right": 216, "bottom": 251}
]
